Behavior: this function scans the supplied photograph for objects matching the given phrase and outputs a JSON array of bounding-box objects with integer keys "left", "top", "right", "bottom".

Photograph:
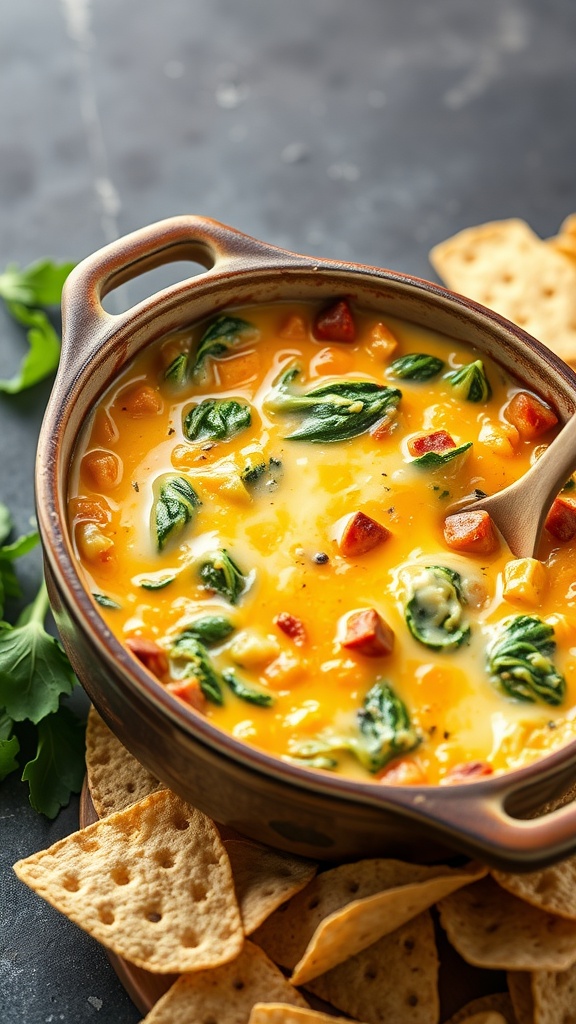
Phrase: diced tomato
[
  {"left": 545, "top": 495, "right": 576, "bottom": 542},
  {"left": 166, "top": 678, "right": 207, "bottom": 713},
  {"left": 274, "top": 612, "right": 307, "bottom": 646},
  {"left": 342, "top": 608, "right": 395, "bottom": 657},
  {"left": 126, "top": 637, "right": 169, "bottom": 680},
  {"left": 313, "top": 299, "right": 356, "bottom": 343},
  {"left": 443, "top": 510, "right": 499, "bottom": 554},
  {"left": 377, "top": 760, "right": 428, "bottom": 785},
  {"left": 444, "top": 761, "right": 494, "bottom": 784},
  {"left": 408, "top": 430, "right": 456, "bottom": 457},
  {"left": 338, "top": 511, "right": 391, "bottom": 557},
  {"left": 505, "top": 391, "right": 558, "bottom": 440}
]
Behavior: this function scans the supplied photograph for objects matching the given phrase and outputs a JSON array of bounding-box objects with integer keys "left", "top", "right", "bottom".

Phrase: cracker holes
[
  {"left": 542, "top": 286, "right": 555, "bottom": 298},
  {"left": 233, "top": 979, "right": 245, "bottom": 991},
  {"left": 347, "top": 881, "right": 360, "bottom": 894},
  {"left": 125, "top": 782, "right": 136, "bottom": 795},
  {"left": 535, "top": 871, "right": 559, "bottom": 896},
  {"left": 181, "top": 929, "right": 199, "bottom": 948},
  {"left": 74, "top": 836, "right": 100, "bottom": 854},
  {"left": 407, "top": 994, "right": 419, "bottom": 1007},
  {"left": 172, "top": 816, "right": 190, "bottom": 831},
  {"left": 111, "top": 866, "right": 131, "bottom": 886},
  {"left": 277, "top": 867, "right": 293, "bottom": 879},
  {"left": 501, "top": 272, "right": 514, "bottom": 284},
  {"left": 155, "top": 851, "right": 175, "bottom": 870},
  {"left": 204, "top": 1016, "right": 217, "bottom": 1024},
  {"left": 61, "top": 875, "right": 80, "bottom": 892},
  {"left": 463, "top": 252, "right": 476, "bottom": 263},
  {"left": 364, "top": 967, "right": 377, "bottom": 981},
  {"left": 146, "top": 910, "right": 162, "bottom": 924},
  {"left": 308, "top": 897, "right": 320, "bottom": 910},
  {"left": 191, "top": 883, "right": 209, "bottom": 902},
  {"left": 99, "top": 908, "right": 115, "bottom": 925},
  {"left": 404, "top": 938, "right": 415, "bottom": 953}
]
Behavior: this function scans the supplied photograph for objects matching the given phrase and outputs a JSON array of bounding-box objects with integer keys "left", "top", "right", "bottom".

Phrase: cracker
[
  {"left": 140, "top": 941, "right": 309, "bottom": 1024},
  {"left": 506, "top": 973, "right": 534, "bottom": 1024},
  {"left": 225, "top": 839, "right": 317, "bottom": 935},
  {"left": 429, "top": 218, "right": 576, "bottom": 365},
  {"left": 531, "top": 960, "right": 576, "bottom": 1024},
  {"left": 13, "top": 789, "right": 243, "bottom": 973},
  {"left": 493, "top": 853, "right": 576, "bottom": 920},
  {"left": 546, "top": 213, "right": 576, "bottom": 262},
  {"left": 445, "top": 993, "right": 517, "bottom": 1024},
  {"left": 253, "top": 858, "right": 484, "bottom": 984},
  {"left": 303, "top": 910, "right": 439, "bottom": 1024},
  {"left": 248, "top": 1004, "right": 354, "bottom": 1024},
  {"left": 437, "top": 877, "right": 576, "bottom": 972},
  {"left": 86, "top": 706, "right": 163, "bottom": 817}
]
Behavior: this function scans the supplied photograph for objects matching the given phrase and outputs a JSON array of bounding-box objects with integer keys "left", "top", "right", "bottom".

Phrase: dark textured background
[{"left": 1, "top": 1, "right": 576, "bottom": 1020}]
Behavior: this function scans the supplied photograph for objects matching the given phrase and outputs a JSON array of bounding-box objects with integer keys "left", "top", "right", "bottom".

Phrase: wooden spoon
[{"left": 446, "top": 413, "right": 576, "bottom": 558}]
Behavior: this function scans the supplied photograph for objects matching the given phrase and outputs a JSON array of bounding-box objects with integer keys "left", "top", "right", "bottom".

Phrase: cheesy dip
[{"left": 67, "top": 299, "right": 576, "bottom": 784}]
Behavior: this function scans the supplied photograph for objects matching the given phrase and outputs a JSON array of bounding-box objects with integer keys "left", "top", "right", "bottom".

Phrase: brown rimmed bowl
[{"left": 36, "top": 215, "right": 576, "bottom": 870}]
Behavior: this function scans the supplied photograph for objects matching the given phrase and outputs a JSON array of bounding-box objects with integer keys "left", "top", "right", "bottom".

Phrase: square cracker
[
  {"left": 13, "top": 789, "right": 243, "bottom": 973},
  {"left": 429, "top": 218, "right": 576, "bottom": 365},
  {"left": 140, "top": 941, "right": 309, "bottom": 1024},
  {"left": 303, "top": 910, "right": 440, "bottom": 1024},
  {"left": 438, "top": 877, "right": 576, "bottom": 972},
  {"left": 86, "top": 706, "right": 163, "bottom": 817}
]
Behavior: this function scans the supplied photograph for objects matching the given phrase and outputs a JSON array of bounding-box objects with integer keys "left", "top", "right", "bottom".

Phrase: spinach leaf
[
  {"left": 354, "top": 682, "right": 420, "bottom": 772},
  {"left": 222, "top": 668, "right": 274, "bottom": 707},
  {"left": 139, "top": 574, "right": 176, "bottom": 590},
  {"left": 184, "top": 398, "right": 252, "bottom": 442},
  {"left": 0, "top": 303, "right": 62, "bottom": 394},
  {"left": 0, "top": 584, "right": 77, "bottom": 723},
  {"left": 405, "top": 565, "right": 470, "bottom": 651},
  {"left": 0, "top": 259, "right": 75, "bottom": 307},
  {"left": 177, "top": 615, "right": 235, "bottom": 647},
  {"left": 264, "top": 366, "right": 402, "bottom": 442},
  {"left": 0, "top": 504, "right": 12, "bottom": 545},
  {"left": 289, "top": 682, "right": 419, "bottom": 774},
  {"left": 92, "top": 593, "right": 121, "bottom": 609},
  {"left": 0, "top": 711, "right": 19, "bottom": 781},
  {"left": 21, "top": 704, "right": 86, "bottom": 819},
  {"left": 192, "top": 315, "right": 257, "bottom": 376},
  {"left": 198, "top": 549, "right": 247, "bottom": 605},
  {"left": 447, "top": 360, "right": 492, "bottom": 403},
  {"left": 412, "top": 441, "right": 472, "bottom": 469},
  {"left": 152, "top": 474, "right": 201, "bottom": 551},
  {"left": 163, "top": 352, "right": 189, "bottom": 386},
  {"left": 388, "top": 353, "right": 445, "bottom": 381},
  {"left": 170, "top": 635, "right": 224, "bottom": 705},
  {"left": 487, "top": 615, "right": 566, "bottom": 706}
]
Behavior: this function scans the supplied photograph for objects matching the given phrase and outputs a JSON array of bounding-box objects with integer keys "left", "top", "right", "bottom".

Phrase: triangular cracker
[
  {"left": 86, "top": 705, "right": 163, "bottom": 817},
  {"left": 14, "top": 789, "right": 243, "bottom": 973},
  {"left": 225, "top": 839, "right": 317, "bottom": 935},
  {"left": 493, "top": 853, "right": 576, "bottom": 921}
]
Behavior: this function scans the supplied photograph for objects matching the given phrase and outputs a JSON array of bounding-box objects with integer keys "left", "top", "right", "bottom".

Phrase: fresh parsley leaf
[
  {"left": 21, "top": 704, "right": 85, "bottom": 818},
  {"left": 265, "top": 365, "right": 402, "bottom": 442},
  {"left": 0, "top": 584, "right": 76, "bottom": 723},
  {"left": 0, "top": 303, "right": 61, "bottom": 393},
  {"left": 0, "top": 259, "right": 75, "bottom": 307},
  {"left": 0, "top": 711, "right": 19, "bottom": 781}
]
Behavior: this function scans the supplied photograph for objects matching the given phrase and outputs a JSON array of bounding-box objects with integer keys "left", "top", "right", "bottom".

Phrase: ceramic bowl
[{"left": 36, "top": 215, "right": 576, "bottom": 869}]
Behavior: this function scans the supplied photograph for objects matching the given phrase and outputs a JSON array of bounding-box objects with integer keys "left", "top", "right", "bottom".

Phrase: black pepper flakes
[{"left": 313, "top": 552, "right": 330, "bottom": 564}]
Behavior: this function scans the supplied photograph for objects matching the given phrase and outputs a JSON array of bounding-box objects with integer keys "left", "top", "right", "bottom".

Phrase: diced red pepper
[
  {"left": 408, "top": 430, "right": 456, "bottom": 457},
  {"left": 443, "top": 510, "right": 499, "bottom": 554},
  {"left": 125, "top": 637, "right": 169, "bottom": 680},
  {"left": 342, "top": 608, "right": 395, "bottom": 657},
  {"left": 545, "top": 494, "right": 576, "bottom": 542},
  {"left": 274, "top": 612, "right": 307, "bottom": 646},
  {"left": 338, "top": 511, "right": 391, "bottom": 557},
  {"left": 444, "top": 761, "right": 494, "bottom": 784},
  {"left": 313, "top": 299, "right": 356, "bottom": 343},
  {"left": 166, "top": 678, "right": 207, "bottom": 713},
  {"left": 505, "top": 391, "right": 558, "bottom": 440},
  {"left": 377, "top": 760, "right": 428, "bottom": 785}
]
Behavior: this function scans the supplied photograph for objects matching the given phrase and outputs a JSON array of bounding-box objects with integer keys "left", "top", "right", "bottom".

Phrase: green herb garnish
[
  {"left": 222, "top": 668, "right": 274, "bottom": 707},
  {"left": 264, "top": 366, "right": 402, "bottom": 443},
  {"left": 92, "top": 593, "right": 121, "bottom": 609},
  {"left": 0, "top": 259, "right": 74, "bottom": 393},
  {"left": 241, "top": 457, "right": 283, "bottom": 489},
  {"left": 446, "top": 360, "right": 492, "bottom": 403},
  {"left": 198, "top": 550, "right": 247, "bottom": 605},
  {"left": 152, "top": 474, "right": 201, "bottom": 551},
  {"left": 388, "top": 353, "right": 445, "bottom": 381},
  {"left": 192, "top": 315, "right": 257, "bottom": 376},
  {"left": 163, "top": 352, "right": 189, "bottom": 386},
  {"left": 412, "top": 441, "right": 472, "bottom": 469},
  {"left": 487, "top": 615, "right": 566, "bottom": 706},
  {"left": 139, "top": 575, "right": 176, "bottom": 590},
  {"left": 405, "top": 565, "right": 470, "bottom": 651},
  {"left": 177, "top": 616, "right": 235, "bottom": 647},
  {"left": 184, "top": 398, "right": 252, "bottom": 442}
]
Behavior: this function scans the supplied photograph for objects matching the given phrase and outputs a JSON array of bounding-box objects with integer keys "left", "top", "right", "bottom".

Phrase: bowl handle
[
  {"left": 60, "top": 215, "right": 314, "bottom": 375},
  {"left": 379, "top": 767, "right": 576, "bottom": 868}
]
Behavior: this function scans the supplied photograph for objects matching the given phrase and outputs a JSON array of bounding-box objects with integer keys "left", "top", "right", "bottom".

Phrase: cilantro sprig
[
  {"left": 0, "top": 503, "right": 85, "bottom": 816},
  {"left": 0, "top": 258, "right": 75, "bottom": 393}
]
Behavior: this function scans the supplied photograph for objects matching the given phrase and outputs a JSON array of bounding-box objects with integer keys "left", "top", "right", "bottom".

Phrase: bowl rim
[{"left": 36, "top": 215, "right": 576, "bottom": 866}]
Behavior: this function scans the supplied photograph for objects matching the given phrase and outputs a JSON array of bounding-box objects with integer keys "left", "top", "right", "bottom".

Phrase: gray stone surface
[{"left": 0, "top": 0, "right": 575, "bottom": 1021}]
